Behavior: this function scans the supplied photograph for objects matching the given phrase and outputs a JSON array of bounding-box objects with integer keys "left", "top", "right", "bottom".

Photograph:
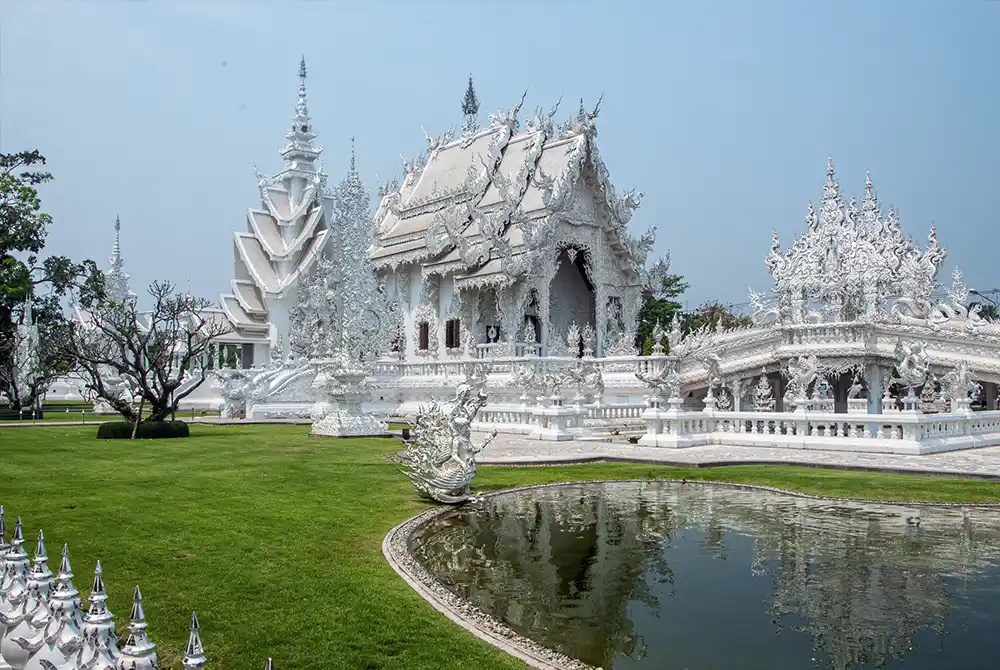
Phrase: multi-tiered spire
[
  {"left": 50, "top": 543, "right": 80, "bottom": 613},
  {"left": 104, "top": 216, "right": 131, "bottom": 302},
  {"left": 118, "top": 586, "right": 158, "bottom": 670},
  {"left": 27, "top": 530, "right": 54, "bottom": 598},
  {"left": 219, "top": 56, "right": 334, "bottom": 346},
  {"left": 182, "top": 612, "right": 206, "bottom": 670},
  {"left": 279, "top": 56, "right": 321, "bottom": 176}
]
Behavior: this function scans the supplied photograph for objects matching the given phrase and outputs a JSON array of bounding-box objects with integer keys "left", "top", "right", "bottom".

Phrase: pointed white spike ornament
[
  {"left": 22, "top": 545, "right": 85, "bottom": 670},
  {"left": 181, "top": 612, "right": 206, "bottom": 670},
  {"left": 0, "top": 517, "right": 31, "bottom": 670},
  {"left": 1, "top": 527, "right": 54, "bottom": 670},
  {"left": 0, "top": 507, "right": 8, "bottom": 558},
  {"left": 77, "top": 561, "right": 119, "bottom": 670},
  {"left": 117, "top": 586, "right": 157, "bottom": 670}
]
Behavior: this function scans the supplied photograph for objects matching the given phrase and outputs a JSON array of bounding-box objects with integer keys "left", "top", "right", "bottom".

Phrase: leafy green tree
[
  {"left": 0, "top": 150, "right": 103, "bottom": 408},
  {"left": 635, "top": 273, "right": 689, "bottom": 354}
]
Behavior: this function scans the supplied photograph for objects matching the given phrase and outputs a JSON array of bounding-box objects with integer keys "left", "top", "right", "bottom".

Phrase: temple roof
[{"left": 370, "top": 97, "right": 647, "bottom": 283}]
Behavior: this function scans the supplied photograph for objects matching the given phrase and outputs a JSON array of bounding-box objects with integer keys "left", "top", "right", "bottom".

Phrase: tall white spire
[
  {"left": 279, "top": 56, "right": 321, "bottom": 174},
  {"left": 105, "top": 215, "right": 131, "bottom": 302}
]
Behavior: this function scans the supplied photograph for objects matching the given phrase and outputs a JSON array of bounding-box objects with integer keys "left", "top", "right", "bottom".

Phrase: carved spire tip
[{"left": 298, "top": 55, "right": 306, "bottom": 80}]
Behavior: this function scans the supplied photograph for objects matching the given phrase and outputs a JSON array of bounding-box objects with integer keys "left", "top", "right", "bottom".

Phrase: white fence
[{"left": 639, "top": 405, "right": 1000, "bottom": 455}]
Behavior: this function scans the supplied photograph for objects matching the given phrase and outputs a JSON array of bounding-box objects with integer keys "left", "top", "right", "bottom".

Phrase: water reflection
[{"left": 409, "top": 481, "right": 1000, "bottom": 669}]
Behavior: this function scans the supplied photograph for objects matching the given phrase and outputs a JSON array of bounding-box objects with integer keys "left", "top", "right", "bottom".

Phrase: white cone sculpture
[
  {"left": 23, "top": 544, "right": 85, "bottom": 670},
  {"left": 1, "top": 530, "right": 54, "bottom": 670},
  {"left": 181, "top": 612, "right": 206, "bottom": 670},
  {"left": 77, "top": 561, "right": 119, "bottom": 670},
  {"left": 117, "top": 587, "right": 157, "bottom": 670},
  {"left": 0, "top": 507, "right": 8, "bottom": 559},
  {"left": 0, "top": 517, "right": 30, "bottom": 670}
]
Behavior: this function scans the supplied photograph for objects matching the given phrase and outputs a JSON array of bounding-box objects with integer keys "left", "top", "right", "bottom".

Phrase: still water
[{"left": 409, "top": 481, "right": 1000, "bottom": 670}]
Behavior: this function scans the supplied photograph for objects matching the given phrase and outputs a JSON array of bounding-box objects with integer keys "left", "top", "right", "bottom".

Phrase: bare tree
[{"left": 61, "top": 281, "right": 230, "bottom": 422}]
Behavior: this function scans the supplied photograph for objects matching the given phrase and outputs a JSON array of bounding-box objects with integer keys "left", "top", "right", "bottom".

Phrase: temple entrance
[{"left": 548, "top": 247, "right": 595, "bottom": 353}]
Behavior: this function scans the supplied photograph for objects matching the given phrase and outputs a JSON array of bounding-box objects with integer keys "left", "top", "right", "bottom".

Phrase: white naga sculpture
[{"left": 399, "top": 371, "right": 497, "bottom": 504}]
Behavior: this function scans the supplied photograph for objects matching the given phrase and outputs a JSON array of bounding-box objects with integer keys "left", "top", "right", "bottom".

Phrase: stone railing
[
  {"left": 0, "top": 509, "right": 275, "bottom": 670},
  {"left": 639, "top": 404, "right": 1000, "bottom": 455},
  {"left": 472, "top": 401, "right": 645, "bottom": 441}
]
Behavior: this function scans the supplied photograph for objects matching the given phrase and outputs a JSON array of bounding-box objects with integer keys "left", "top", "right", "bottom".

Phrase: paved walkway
[{"left": 474, "top": 433, "right": 1000, "bottom": 479}]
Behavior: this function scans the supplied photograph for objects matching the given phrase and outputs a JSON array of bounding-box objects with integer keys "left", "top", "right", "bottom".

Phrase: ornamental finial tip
[
  {"left": 115, "top": 215, "right": 121, "bottom": 232},
  {"left": 298, "top": 56, "right": 306, "bottom": 80},
  {"left": 36, "top": 529, "right": 47, "bottom": 558}
]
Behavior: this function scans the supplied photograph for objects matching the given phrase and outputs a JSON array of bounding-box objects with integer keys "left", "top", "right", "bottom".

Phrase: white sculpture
[
  {"left": 0, "top": 510, "right": 238, "bottom": 670},
  {"left": 752, "top": 370, "right": 775, "bottom": 411},
  {"left": 785, "top": 355, "right": 820, "bottom": 405},
  {"left": 894, "top": 340, "right": 930, "bottom": 403},
  {"left": 400, "top": 370, "right": 497, "bottom": 504},
  {"left": 758, "top": 160, "right": 947, "bottom": 325}
]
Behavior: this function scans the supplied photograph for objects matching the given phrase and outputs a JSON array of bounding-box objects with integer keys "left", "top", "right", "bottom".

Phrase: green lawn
[{"left": 2, "top": 424, "right": 999, "bottom": 669}]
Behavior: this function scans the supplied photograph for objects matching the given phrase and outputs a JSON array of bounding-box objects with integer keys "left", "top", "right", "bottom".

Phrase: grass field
[{"left": 2, "top": 424, "right": 1000, "bottom": 669}]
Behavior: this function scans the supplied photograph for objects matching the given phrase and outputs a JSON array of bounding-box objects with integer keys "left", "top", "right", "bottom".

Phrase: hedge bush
[{"left": 96, "top": 421, "right": 190, "bottom": 440}]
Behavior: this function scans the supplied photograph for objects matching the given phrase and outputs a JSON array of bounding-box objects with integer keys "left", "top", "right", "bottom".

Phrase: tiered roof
[
  {"left": 220, "top": 58, "right": 333, "bottom": 336},
  {"left": 371, "top": 97, "right": 648, "bottom": 288}
]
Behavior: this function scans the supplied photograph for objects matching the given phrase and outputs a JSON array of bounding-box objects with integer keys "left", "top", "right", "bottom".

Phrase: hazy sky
[{"left": 4, "top": 0, "right": 998, "bottom": 310}]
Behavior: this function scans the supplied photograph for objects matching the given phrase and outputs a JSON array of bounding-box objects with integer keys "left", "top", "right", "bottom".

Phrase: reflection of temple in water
[{"left": 410, "top": 482, "right": 1000, "bottom": 669}]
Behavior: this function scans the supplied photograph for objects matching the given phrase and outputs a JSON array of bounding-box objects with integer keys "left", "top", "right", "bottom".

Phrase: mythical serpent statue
[{"left": 400, "top": 371, "right": 497, "bottom": 504}]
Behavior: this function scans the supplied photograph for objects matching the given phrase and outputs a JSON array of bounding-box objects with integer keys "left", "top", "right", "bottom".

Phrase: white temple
[
  {"left": 369, "top": 94, "right": 650, "bottom": 362},
  {"left": 35, "top": 58, "right": 1000, "bottom": 454}
]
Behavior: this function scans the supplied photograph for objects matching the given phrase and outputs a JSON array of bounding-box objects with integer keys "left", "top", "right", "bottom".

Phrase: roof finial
[
  {"left": 299, "top": 55, "right": 307, "bottom": 81},
  {"left": 350, "top": 137, "right": 356, "bottom": 175},
  {"left": 182, "top": 612, "right": 207, "bottom": 670},
  {"left": 826, "top": 156, "right": 835, "bottom": 181}
]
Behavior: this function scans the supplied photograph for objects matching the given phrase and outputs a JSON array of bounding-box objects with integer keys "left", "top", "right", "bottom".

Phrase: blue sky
[{"left": 3, "top": 0, "right": 998, "bottom": 310}]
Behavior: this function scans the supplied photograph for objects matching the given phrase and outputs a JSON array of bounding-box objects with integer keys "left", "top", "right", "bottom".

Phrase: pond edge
[{"left": 382, "top": 478, "right": 1000, "bottom": 670}]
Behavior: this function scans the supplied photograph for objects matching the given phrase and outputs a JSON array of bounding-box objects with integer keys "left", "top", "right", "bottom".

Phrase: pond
[{"left": 408, "top": 481, "right": 1000, "bottom": 670}]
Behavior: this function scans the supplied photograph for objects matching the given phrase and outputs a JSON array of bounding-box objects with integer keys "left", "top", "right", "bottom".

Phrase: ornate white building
[
  {"left": 369, "top": 96, "right": 652, "bottom": 362},
  {"left": 219, "top": 58, "right": 334, "bottom": 364}
]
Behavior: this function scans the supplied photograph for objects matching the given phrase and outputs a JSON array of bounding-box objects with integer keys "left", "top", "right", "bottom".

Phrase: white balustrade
[{"left": 639, "top": 406, "right": 1000, "bottom": 455}]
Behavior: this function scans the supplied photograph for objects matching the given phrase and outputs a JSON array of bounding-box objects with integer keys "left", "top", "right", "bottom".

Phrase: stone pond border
[{"left": 383, "top": 478, "right": 1000, "bottom": 670}]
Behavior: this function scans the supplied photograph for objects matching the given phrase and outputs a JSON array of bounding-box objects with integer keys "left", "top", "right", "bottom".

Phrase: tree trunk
[{"left": 131, "top": 399, "right": 144, "bottom": 439}]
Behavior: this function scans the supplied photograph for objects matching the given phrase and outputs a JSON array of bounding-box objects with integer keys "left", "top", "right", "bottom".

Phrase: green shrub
[{"left": 96, "top": 421, "right": 190, "bottom": 440}]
